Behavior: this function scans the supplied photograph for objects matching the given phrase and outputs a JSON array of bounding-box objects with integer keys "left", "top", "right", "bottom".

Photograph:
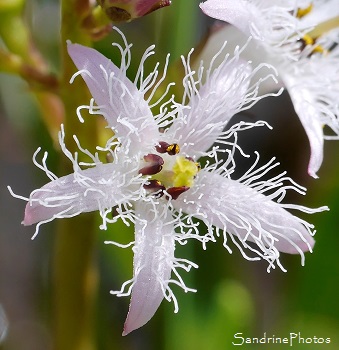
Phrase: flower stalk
[
  {"left": 53, "top": 1, "right": 98, "bottom": 349},
  {"left": 53, "top": 217, "right": 98, "bottom": 350}
]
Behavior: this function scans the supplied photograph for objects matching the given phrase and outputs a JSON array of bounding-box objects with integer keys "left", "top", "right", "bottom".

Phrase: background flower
[{"left": 200, "top": 0, "right": 339, "bottom": 178}]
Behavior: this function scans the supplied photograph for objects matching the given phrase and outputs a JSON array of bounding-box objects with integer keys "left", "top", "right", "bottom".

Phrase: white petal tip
[{"left": 308, "top": 169, "right": 319, "bottom": 179}]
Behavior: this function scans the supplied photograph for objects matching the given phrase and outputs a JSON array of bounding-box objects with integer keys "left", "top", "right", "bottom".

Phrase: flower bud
[{"left": 97, "top": 0, "right": 171, "bottom": 22}]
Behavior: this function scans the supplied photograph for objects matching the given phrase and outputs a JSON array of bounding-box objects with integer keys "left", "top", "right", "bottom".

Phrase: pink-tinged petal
[
  {"left": 123, "top": 203, "right": 174, "bottom": 335},
  {"left": 174, "top": 170, "right": 320, "bottom": 258},
  {"left": 67, "top": 42, "right": 158, "bottom": 147},
  {"left": 23, "top": 163, "right": 127, "bottom": 226},
  {"left": 200, "top": 0, "right": 259, "bottom": 37}
]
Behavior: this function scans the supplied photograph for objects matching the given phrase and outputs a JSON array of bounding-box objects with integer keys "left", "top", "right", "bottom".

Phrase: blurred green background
[{"left": 1, "top": 0, "right": 338, "bottom": 349}]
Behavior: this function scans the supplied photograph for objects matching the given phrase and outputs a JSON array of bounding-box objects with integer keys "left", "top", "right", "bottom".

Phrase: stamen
[
  {"left": 138, "top": 154, "right": 164, "bottom": 175},
  {"left": 301, "top": 34, "right": 314, "bottom": 46},
  {"left": 143, "top": 179, "right": 166, "bottom": 198},
  {"left": 296, "top": 3, "right": 313, "bottom": 19},
  {"left": 140, "top": 144, "right": 199, "bottom": 200},
  {"left": 166, "top": 186, "right": 190, "bottom": 200},
  {"left": 155, "top": 141, "right": 180, "bottom": 155},
  {"left": 167, "top": 144, "right": 180, "bottom": 155},
  {"left": 299, "top": 35, "right": 326, "bottom": 55}
]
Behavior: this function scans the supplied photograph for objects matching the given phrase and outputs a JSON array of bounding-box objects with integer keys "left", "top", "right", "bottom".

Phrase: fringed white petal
[
  {"left": 23, "top": 163, "right": 132, "bottom": 227},
  {"left": 167, "top": 43, "right": 280, "bottom": 157},
  {"left": 122, "top": 202, "right": 175, "bottom": 335},
  {"left": 169, "top": 56, "right": 251, "bottom": 156},
  {"left": 174, "top": 169, "right": 327, "bottom": 271},
  {"left": 17, "top": 125, "right": 145, "bottom": 237},
  {"left": 67, "top": 38, "right": 159, "bottom": 148}
]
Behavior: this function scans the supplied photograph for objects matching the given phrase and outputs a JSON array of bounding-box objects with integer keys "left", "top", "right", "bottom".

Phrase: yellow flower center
[
  {"left": 172, "top": 156, "right": 200, "bottom": 188},
  {"left": 139, "top": 142, "right": 200, "bottom": 200}
]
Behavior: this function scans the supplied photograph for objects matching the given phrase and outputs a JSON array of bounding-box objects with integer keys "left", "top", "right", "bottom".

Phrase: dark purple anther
[
  {"left": 166, "top": 186, "right": 190, "bottom": 200},
  {"left": 155, "top": 141, "right": 180, "bottom": 155},
  {"left": 143, "top": 179, "right": 166, "bottom": 198},
  {"left": 155, "top": 141, "right": 170, "bottom": 153},
  {"left": 138, "top": 154, "right": 164, "bottom": 175}
]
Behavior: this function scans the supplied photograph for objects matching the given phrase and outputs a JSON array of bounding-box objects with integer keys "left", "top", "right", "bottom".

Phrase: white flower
[
  {"left": 8, "top": 28, "right": 327, "bottom": 335},
  {"left": 200, "top": 0, "right": 339, "bottom": 178}
]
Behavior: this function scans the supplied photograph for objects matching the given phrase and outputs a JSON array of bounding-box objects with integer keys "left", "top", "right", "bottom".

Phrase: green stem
[
  {"left": 53, "top": 1, "right": 98, "bottom": 349},
  {"left": 53, "top": 217, "right": 98, "bottom": 350},
  {"left": 156, "top": 0, "right": 200, "bottom": 61}
]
